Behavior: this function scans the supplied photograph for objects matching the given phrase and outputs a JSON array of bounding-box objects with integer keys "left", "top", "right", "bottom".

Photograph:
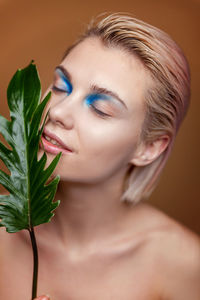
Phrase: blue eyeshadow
[
  {"left": 85, "top": 94, "right": 109, "bottom": 106},
  {"left": 56, "top": 68, "right": 72, "bottom": 94}
]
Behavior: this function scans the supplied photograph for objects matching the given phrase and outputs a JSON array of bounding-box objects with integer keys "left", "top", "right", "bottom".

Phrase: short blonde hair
[{"left": 63, "top": 13, "right": 191, "bottom": 205}]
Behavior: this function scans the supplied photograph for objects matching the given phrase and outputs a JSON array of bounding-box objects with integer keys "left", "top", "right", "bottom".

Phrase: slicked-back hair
[{"left": 63, "top": 13, "right": 191, "bottom": 204}]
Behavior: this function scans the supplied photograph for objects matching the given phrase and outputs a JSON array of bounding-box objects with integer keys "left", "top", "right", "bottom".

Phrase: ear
[{"left": 130, "top": 135, "right": 170, "bottom": 166}]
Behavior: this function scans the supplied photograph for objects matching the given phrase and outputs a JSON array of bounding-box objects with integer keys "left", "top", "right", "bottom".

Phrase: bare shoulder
[
  {"left": 158, "top": 223, "right": 200, "bottom": 300},
  {"left": 140, "top": 203, "right": 200, "bottom": 300}
]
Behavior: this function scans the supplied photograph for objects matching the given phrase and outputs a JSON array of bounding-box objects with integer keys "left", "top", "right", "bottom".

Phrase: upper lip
[{"left": 43, "top": 128, "right": 74, "bottom": 152}]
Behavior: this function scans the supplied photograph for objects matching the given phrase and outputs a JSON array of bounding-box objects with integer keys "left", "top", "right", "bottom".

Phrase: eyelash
[
  {"left": 89, "top": 104, "right": 111, "bottom": 118},
  {"left": 52, "top": 82, "right": 111, "bottom": 118},
  {"left": 52, "top": 85, "right": 70, "bottom": 94}
]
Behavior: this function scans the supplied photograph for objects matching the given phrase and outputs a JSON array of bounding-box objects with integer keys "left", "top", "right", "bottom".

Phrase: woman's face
[{"left": 40, "top": 37, "right": 151, "bottom": 184}]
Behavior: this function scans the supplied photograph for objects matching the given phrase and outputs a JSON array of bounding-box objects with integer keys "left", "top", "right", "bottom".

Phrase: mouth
[{"left": 40, "top": 129, "right": 74, "bottom": 155}]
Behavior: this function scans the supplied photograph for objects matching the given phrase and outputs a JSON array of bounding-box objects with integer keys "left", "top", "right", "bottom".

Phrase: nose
[{"left": 48, "top": 98, "right": 75, "bottom": 129}]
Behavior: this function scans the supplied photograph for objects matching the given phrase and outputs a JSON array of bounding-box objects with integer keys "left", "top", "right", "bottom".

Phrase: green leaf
[{"left": 0, "top": 62, "right": 61, "bottom": 233}]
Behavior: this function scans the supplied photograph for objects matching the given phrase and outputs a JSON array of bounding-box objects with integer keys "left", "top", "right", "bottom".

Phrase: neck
[{"left": 45, "top": 173, "right": 133, "bottom": 249}]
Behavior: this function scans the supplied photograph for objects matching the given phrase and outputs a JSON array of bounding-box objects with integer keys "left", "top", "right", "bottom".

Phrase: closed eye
[
  {"left": 89, "top": 104, "right": 111, "bottom": 118},
  {"left": 52, "top": 67, "right": 73, "bottom": 95},
  {"left": 85, "top": 94, "right": 113, "bottom": 118},
  {"left": 52, "top": 85, "right": 68, "bottom": 93}
]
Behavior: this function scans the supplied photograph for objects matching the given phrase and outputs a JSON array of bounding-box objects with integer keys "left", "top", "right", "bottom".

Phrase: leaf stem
[{"left": 28, "top": 227, "right": 38, "bottom": 300}]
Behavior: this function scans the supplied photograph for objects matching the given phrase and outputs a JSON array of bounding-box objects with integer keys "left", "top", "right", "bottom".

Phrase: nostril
[
  {"left": 55, "top": 120, "right": 65, "bottom": 128},
  {"left": 49, "top": 108, "right": 74, "bottom": 130}
]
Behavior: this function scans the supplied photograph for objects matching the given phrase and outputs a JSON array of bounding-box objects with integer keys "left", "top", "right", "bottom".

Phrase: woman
[{"left": 0, "top": 13, "right": 200, "bottom": 300}]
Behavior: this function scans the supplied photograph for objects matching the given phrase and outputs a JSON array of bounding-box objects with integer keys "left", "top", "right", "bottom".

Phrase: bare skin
[
  {"left": 0, "top": 202, "right": 200, "bottom": 299},
  {"left": 34, "top": 297, "right": 50, "bottom": 300},
  {"left": 0, "top": 38, "right": 200, "bottom": 299}
]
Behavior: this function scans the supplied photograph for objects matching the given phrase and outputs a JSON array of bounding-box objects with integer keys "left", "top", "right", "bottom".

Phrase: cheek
[{"left": 81, "top": 121, "right": 139, "bottom": 165}]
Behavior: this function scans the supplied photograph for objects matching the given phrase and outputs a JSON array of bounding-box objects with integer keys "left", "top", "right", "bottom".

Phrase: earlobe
[{"left": 130, "top": 135, "right": 170, "bottom": 166}]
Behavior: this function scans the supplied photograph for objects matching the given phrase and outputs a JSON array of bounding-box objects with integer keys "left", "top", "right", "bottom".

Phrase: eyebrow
[
  {"left": 90, "top": 84, "right": 127, "bottom": 109},
  {"left": 55, "top": 65, "right": 127, "bottom": 109}
]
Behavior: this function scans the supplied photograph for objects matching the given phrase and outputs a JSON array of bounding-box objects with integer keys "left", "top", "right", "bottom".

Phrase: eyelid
[
  {"left": 51, "top": 85, "right": 67, "bottom": 93},
  {"left": 90, "top": 105, "right": 111, "bottom": 118},
  {"left": 54, "top": 68, "right": 73, "bottom": 94},
  {"left": 85, "top": 93, "right": 110, "bottom": 105},
  {"left": 90, "top": 84, "right": 127, "bottom": 110},
  {"left": 85, "top": 93, "right": 116, "bottom": 118}
]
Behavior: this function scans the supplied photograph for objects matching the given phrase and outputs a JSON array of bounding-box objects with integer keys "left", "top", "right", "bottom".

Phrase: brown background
[{"left": 0, "top": 0, "right": 199, "bottom": 234}]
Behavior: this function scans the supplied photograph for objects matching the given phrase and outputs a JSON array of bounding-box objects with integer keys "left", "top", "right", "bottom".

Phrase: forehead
[{"left": 61, "top": 37, "right": 151, "bottom": 114}]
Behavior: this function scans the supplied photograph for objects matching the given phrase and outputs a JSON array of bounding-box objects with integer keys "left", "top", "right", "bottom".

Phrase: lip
[{"left": 40, "top": 128, "right": 74, "bottom": 155}]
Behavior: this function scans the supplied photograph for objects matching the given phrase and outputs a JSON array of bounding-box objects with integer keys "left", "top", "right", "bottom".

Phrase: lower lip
[{"left": 40, "top": 136, "right": 73, "bottom": 155}]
